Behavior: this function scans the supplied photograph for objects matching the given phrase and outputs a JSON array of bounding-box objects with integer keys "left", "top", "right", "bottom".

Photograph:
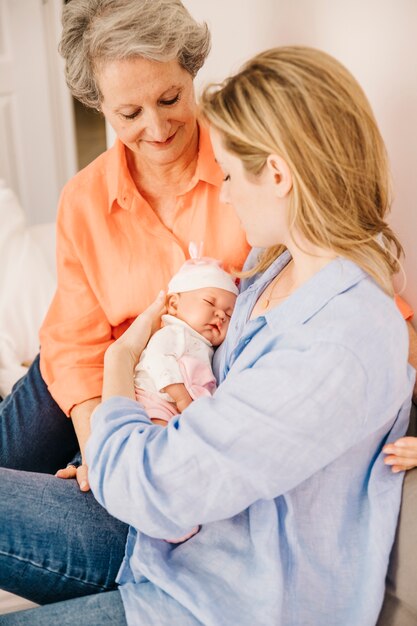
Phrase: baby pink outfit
[{"left": 134, "top": 314, "right": 216, "bottom": 423}]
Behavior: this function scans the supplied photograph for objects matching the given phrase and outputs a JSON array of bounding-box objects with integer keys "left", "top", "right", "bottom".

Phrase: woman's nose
[{"left": 142, "top": 110, "right": 170, "bottom": 141}]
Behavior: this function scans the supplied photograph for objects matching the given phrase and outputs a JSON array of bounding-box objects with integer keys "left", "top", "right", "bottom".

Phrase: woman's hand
[
  {"left": 383, "top": 436, "right": 417, "bottom": 472},
  {"left": 55, "top": 397, "right": 100, "bottom": 491},
  {"left": 102, "top": 291, "right": 166, "bottom": 401},
  {"left": 110, "top": 290, "right": 166, "bottom": 362},
  {"left": 55, "top": 463, "right": 90, "bottom": 491}
]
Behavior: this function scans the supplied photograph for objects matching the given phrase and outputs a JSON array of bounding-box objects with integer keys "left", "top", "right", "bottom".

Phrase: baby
[
  {"left": 133, "top": 249, "right": 237, "bottom": 544},
  {"left": 134, "top": 248, "right": 238, "bottom": 427}
]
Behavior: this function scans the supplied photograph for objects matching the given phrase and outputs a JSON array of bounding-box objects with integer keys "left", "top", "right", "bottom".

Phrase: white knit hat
[{"left": 167, "top": 242, "right": 239, "bottom": 296}]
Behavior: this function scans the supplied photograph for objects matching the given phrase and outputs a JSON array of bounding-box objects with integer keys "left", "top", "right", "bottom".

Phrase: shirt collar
[
  {"left": 106, "top": 122, "right": 223, "bottom": 214},
  {"left": 193, "top": 121, "right": 223, "bottom": 187},
  {"left": 106, "top": 138, "right": 140, "bottom": 213},
  {"left": 246, "top": 253, "right": 367, "bottom": 333}
]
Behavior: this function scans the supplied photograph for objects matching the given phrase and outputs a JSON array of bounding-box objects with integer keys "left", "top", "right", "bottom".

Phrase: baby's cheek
[{"left": 222, "top": 323, "right": 230, "bottom": 339}]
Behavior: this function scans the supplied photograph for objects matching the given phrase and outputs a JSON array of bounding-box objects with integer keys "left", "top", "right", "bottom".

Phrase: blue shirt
[{"left": 87, "top": 252, "right": 414, "bottom": 626}]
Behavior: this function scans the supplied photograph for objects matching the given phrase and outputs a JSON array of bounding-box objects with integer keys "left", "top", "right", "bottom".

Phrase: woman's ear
[
  {"left": 266, "top": 154, "right": 292, "bottom": 198},
  {"left": 166, "top": 293, "right": 179, "bottom": 316}
]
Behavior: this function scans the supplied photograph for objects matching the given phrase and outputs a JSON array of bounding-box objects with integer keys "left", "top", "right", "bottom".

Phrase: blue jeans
[
  {"left": 0, "top": 355, "right": 79, "bottom": 473},
  {"left": 0, "top": 467, "right": 129, "bottom": 622}
]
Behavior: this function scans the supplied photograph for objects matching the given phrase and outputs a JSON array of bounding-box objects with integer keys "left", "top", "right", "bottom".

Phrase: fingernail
[{"left": 80, "top": 481, "right": 88, "bottom": 490}]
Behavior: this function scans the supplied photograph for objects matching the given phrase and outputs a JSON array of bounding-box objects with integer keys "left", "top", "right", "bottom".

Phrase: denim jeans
[
  {"left": 0, "top": 468, "right": 128, "bottom": 611},
  {"left": 0, "top": 355, "right": 79, "bottom": 473},
  {"left": 0, "top": 591, "right": 127, "bottom": 625}
]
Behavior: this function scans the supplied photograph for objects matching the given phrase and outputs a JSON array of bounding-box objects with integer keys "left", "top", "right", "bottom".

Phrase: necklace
[{"left": 262, "top": 260, "right": 295, "bottom": 309}]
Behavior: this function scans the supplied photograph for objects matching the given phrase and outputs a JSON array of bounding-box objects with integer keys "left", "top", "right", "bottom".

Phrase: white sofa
[
  {"left": 0, "top": 180, "right": 55, "bottom": 614},
  {"left": 0, "top": 180, "right": 56, "bottom": 400}
]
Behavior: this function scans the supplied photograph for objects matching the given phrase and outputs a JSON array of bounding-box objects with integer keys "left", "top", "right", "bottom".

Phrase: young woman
[{"left": 0, "top": 46, "right": 413, "bottom": 626}]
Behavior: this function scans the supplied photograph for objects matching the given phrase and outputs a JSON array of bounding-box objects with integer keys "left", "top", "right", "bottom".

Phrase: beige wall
[{"left": 185, "top": 0, "right": 417, "bottom": 317}]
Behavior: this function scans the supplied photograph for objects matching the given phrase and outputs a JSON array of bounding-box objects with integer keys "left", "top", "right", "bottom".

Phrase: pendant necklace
[{"left": 262, "top": 260, "right": 295, "bottom": 309}]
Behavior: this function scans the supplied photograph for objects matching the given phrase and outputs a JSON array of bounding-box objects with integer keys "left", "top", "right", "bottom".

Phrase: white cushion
[{"left": 0, "top": 180, "right": 56, "bottom": 397}]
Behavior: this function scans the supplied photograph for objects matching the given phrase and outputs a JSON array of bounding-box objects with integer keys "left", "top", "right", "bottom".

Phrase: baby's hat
[{"left": 167, "top": 242, "right": 239, "bottom": 296}]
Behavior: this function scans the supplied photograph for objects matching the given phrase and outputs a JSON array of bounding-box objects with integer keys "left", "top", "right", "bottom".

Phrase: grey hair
[{"left": 59, "top": 0, "right": 211, "bottom": 109}]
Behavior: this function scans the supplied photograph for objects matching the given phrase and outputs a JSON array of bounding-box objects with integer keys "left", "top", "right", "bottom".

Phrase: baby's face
[{"left": 168, "top": 287, "right": 237, "bottom": 346}]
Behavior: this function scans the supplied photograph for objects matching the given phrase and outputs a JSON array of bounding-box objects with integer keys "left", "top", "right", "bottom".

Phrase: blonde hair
[
  {"left": 201, "top": 46, "right": 402, "bottom": 294},
  {"left": 59, "top": 0, "right": 210, "bottom": 109}
]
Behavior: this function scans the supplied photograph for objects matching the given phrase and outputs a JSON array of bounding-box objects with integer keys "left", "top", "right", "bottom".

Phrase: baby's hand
[
  {"left": 163, "top": 383, "right": 193, "bottom": 413},
  {"left": 383, "top": 436, "right": 417, "bottom": 472}
]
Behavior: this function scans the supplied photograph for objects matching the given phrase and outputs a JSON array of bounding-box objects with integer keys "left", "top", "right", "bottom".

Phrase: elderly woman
[
  {"left": 0, "top": 0, "right": 248, "bottom": 488},
  {"left": 0, "top": 46, "right": 413, "bottom": 626}
]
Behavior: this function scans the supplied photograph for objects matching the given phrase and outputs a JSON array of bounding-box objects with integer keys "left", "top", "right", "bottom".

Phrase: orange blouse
[
  {"left": 39, "top": 124, "right": 250, "bottom": 415},
  {"left": 395, "top": 295, "right": 413, "bottom": 321}
]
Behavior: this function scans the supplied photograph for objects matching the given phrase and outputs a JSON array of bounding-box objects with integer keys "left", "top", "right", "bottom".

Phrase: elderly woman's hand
[
  {"left": 102, "top": 291, "right": 166, "bottom": 401},
  {"left": 383, "top": 436, "right": 417, "bottom": 472}
]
